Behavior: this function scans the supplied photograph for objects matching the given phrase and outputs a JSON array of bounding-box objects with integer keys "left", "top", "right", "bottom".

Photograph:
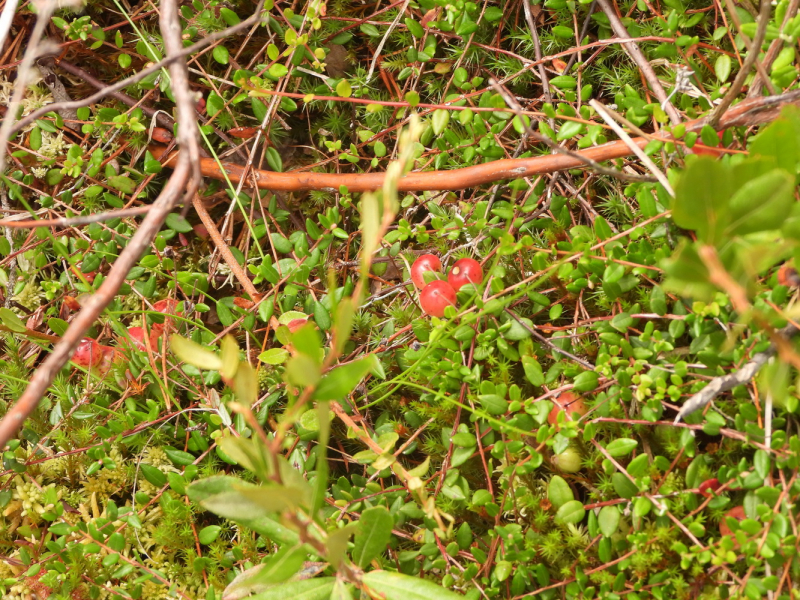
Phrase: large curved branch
[{"left": 150, "top": 90, "right": 800, "bottom": 192}]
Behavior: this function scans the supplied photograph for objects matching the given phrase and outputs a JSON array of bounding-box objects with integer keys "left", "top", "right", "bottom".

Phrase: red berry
[
  {"left": 719, "top": 505, "right": 746, "bottom": 537},
  {"left": 698, "top": 478, "right": 721, "bottom": 498},
  {"left": 547, "top": 392, "right": 588, "bottom": 427},
  {"left": 448, "top": 258, "right": 483, "bottom": 291},
  {"left": 126, "top": 326, "right": 148, "bottom": 351},
  {"left": 420, "top": 280, "right": 457, "bottom": 317},
  {"left": 411, "top": 254, "right": 442, "bottom": 289},
  {"left": 72, "top": 338, "right": 104, "bottom": 368}
]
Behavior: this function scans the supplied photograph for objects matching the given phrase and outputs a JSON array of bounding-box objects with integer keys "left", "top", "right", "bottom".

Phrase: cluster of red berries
[
  {"left": 411, "top": 254, "right": 483, "bottom": 317},
  {"left": 71, "top": 299, "right": 182, "bottom": 375}
]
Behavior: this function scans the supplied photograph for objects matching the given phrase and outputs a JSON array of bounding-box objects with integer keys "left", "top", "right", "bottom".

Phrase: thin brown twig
[
  {"left": 0, "top": 0, "right": 201, "bottom": 450},
  {"left": 594, "top": 0, "right": 682, "bottom": 125},
  {"left": 191, "top": 193, "right": 261, "bottom": 300},
  {"left": 0, "top": 206, "right": 152, "bottom": 229},
  {"left": 709, "top": 0, "right": 774, "bottom": 127}
]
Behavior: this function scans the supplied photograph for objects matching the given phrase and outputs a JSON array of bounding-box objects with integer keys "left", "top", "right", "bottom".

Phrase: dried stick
[
  {"left": 191, "top": 193, "right": 261, "bottom": 300},
  {"left": 590, "top": 100, "right": 674, "bottom": 194},
  {"left": 522, "top": 0, "right": 551, "bottom": 102},
  {"left": 594, "top": 0, "right": 682, "bottom": 125},
  {"left": 674, "top": 324, "right": 798, "bottom": 421},
  {"left": 748, "top": 0, "right": 799, "bottom": 97},
  {"left": 709, "top": 0, "right": 773, "bottom": 127},
  {"left": 0, "top": 0, "right": 19, "bottom": 60},
  {"left": 0, "top": 206, "right": 152, "bottom": 229},
  {"left": 0, "top": 0, "right": 58, "bottom": 176},
  {"left": 149, "top": 89, "right": 800, "bottom": 192},
  {"left": 0, "top": 0, "right": 201, "bottom": 449}
]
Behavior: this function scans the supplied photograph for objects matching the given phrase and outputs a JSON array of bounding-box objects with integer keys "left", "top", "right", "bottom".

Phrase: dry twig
[{"left": 0, "top": 0, "right": 201, "bottom": 449}]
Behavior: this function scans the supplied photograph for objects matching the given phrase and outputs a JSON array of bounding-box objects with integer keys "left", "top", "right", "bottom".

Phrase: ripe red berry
[
  {"left": 126, "top": 326, "right": 148, "bottom": 351},
  {"left": 448, "top": 258, "right": 483, "bottom": 291},
  {"left": 72, "top": 338, "right": 105, "bottom": 368},
  {"left": 419, "top": 280, "right": 457, "bottom": 317},
  {"left": 411, "top": 254, "right": 442, "bottom": 289},
  {"left": 547, "top": 392, "right": 588, "bottom": 427}
]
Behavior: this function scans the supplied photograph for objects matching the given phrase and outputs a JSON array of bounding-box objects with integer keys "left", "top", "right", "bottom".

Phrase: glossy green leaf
[
  {"left": 598, "top": 506, "right": 620, "bottom": 537},
  {"left": 605, "top": 438, "right": 638, "bottom": 458},
  {"left": 548, "top": 475, "right": 573, "bottom": 508},
  {"left": 555, "top": 500, "right": 585, "bottom": 524}
]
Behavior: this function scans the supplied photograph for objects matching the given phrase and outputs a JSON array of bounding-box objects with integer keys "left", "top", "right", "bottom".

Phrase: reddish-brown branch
[
  {"left": 191, "top": 193, "right": 261, "bottom": 300},
  {"left": 149, "top": 89, "right": 800, "bottom": 192}
]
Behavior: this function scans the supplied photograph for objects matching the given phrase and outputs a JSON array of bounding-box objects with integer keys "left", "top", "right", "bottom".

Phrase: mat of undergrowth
[{"left": 1, "top": 0, "right": 800, "bottom": 599}]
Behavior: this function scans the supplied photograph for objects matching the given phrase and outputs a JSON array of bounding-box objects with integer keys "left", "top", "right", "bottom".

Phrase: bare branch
[
  {"left": 595, "top": 0, "right": 682, "bottom": 125},
  {"left": 709, "top": 0, "right": 773, "bottom": 127},
  {"left": 0, "top": 0, "right": 201, "bottom": 449},
  {"left": 149, "top": 89, "right": 800, "bottom": 192},
  {"left": 674, "top": 325, "right": 798, "bottom": 422}
]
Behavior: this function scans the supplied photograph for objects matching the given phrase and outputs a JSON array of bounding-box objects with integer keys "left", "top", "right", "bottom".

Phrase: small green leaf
[
  {"left": 260, "top": 348, "right": 289, "bottom": 365},
  {"left": 598, "top": 505, "right": 620, "bottom": 537},
  {"left": 313, "top": 355, "right": 384, "bottom": 401},
  {"left": 555, "top": 500, "right": 585, "bottom": 524},
  {"left": 432, "top": 109, "right": 450, "bottom": 135},
  {"left": 715, "top": 54, "right": 731, "bottom": 82},
  {"left": 213, "top": 45, "right": 230, "bottom": 65},
  {"left": 220, "top": 7, "right": 240, "bottom": 25},
  {"left": 548, "top": 475, "right": 573, "bottom": 508},
  {"left": 522, "top": 356, "right": 544, "bottom": 386},
  {"left": 170, "top": 334, "right": 223, "bottom": 370},
  {"left": 612, "top": 472, "right": 639, "bottom": 499},
  {"left": 362, "top": 571, "right": 465, "bottom": 600},
  {"left": 0, "top": 308, "right": 27, "bottom": 333},
  {"left": 336, "top": 79, "right": 352, "bottom": 98},
  {"left": 249, "top": 578, "right": 335, "bottom": 600},
  {"left": 198, "top": 525, "right": 221, "bottom": 544},
  {"left": 605, "top": 438, "right": 638, "bottom": 457},
  {"left": 108, "top": 176, "right": 136, "bottom": 194},
  {"left": 405, "top": 91, "right": 420, "bottom": 107},
  {"left": 269, "top": 64, "right": 289, "bottom": 78},
  {"left": 572, "top": 371, "right": 599, "bottom": 392},
  {"left": 140, "top": 464, "right": 167, "bottom": 487},
  {"left": 165, "top": 213, "right": 193, "bottom": 233}
]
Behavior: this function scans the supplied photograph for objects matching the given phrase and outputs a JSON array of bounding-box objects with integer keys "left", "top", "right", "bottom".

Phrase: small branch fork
[{"left": 0, "top": 0, "right": 201, "bottom": 449}]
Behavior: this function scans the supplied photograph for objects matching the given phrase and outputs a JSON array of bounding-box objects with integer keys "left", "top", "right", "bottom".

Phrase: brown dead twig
[
  {"left": 150, "top": 89, "right": 800, "bottom": 192},
  {"left": 594, "top": 0, "right": 682, "bottom": 125},
  {"left": 191, "top": 193, "right": 261, "bottom": 300},
  {"left": 0, "top": 0, "right": 201, "bottom": 450},
  {"left": 709, "top": 0, "right": 774, "bottom": 127}
]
